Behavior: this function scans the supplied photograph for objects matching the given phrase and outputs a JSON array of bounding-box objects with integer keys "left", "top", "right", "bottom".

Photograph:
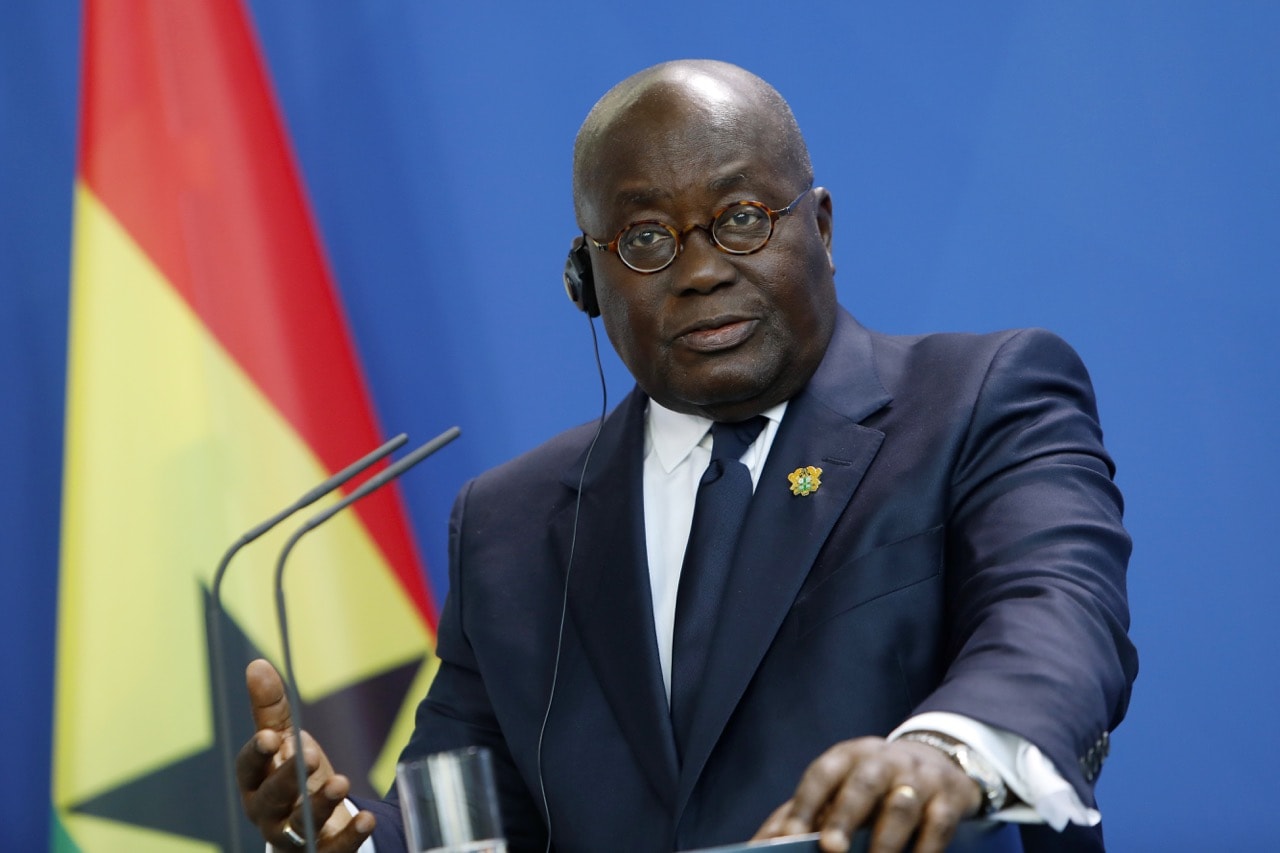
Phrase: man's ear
[{"left": 812, "top": 186, "right": 835, "bottom": 276}]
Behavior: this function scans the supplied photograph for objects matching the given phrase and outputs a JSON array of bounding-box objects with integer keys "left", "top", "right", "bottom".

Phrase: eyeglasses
[{"left": 586, "top": 186, "right": 813, "bottom": 274}]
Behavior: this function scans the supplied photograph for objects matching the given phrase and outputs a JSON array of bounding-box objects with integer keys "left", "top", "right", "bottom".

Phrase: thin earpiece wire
[{"left": 535, "top": 309, "right": 608, "bottom": 852}]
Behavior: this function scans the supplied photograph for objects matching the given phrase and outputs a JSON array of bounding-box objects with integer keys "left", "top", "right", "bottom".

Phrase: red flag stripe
[{"left": 78, "top": 0, "right": 435, "bottom": 623}]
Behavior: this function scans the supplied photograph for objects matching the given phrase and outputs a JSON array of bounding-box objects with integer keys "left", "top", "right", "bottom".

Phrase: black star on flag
[{"left": 71, "top": 586, "right": 424, "bottom": 850}]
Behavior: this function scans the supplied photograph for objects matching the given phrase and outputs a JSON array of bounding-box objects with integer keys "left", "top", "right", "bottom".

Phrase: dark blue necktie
[{"left": 670, "top": 416, "right": 767, "bottom": 759}]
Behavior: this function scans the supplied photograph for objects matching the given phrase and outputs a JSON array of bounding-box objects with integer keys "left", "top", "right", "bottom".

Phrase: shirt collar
[{"left": 645, "top": 398, "right": 788, "bottom": 475}]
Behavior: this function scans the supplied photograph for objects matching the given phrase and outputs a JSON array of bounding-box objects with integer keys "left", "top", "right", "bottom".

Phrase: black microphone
[
  {"left": 209, "top": 433, "right": 409, "bottom": 853},
  {"left": 272, "top": 426, "right": 462, "bottom": 853}
]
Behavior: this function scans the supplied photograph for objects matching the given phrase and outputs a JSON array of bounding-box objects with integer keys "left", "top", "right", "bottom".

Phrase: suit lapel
[
  {"left": 674, "top": 312, "right": 892, "bottom": 811},
  {"left": 553, "top": 387, "right": 680, "bottom": 807}
]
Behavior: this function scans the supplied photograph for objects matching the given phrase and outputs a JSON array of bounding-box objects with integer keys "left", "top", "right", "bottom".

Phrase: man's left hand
[{"left": 753, "top": 736, "right": 983, "bottom": 853}]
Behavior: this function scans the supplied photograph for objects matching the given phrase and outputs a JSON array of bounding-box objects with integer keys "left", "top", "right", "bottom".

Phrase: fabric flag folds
[{"left": 53, "top": 2, "right": 437, "bottom": 850}]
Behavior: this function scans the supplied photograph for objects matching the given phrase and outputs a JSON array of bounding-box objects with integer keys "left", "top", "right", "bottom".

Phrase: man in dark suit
[{"left": 237, "top": 60, "right": 1136, "bottom": 853}]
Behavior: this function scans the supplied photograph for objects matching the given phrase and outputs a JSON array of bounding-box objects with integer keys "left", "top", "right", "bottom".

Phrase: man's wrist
[{"left": 899, "top": 730, "right": 1009, "bottom": 815}]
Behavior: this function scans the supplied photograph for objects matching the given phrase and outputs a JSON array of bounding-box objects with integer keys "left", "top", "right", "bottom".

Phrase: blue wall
[{"left": 3, "top": 2, "right": 1277, "bottom": 848}]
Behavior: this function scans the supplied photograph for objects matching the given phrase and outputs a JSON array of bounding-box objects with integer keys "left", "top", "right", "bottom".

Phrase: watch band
[{"left": 899, "top": 730, "right": 1009, "bottom": 815}]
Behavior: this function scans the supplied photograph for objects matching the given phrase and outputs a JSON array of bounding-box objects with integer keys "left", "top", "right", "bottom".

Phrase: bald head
[{"left": 572, "top": 60, "right": 812, "bottom": 224}]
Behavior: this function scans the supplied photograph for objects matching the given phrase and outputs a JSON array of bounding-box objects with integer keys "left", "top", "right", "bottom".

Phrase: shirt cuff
[{"left": 888, "top": 711, "right": 1101, "bottom": 831}]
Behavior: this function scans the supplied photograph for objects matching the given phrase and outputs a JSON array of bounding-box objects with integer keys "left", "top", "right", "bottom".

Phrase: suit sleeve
[
  {"left": 359, "top": 479, "right": 549, "bottom": 853},
  {"left": 913, "top": 328, "right": 1138, "bottom": 805}
]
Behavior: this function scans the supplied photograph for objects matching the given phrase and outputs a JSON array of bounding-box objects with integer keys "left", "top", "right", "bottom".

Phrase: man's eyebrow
[
  {"left": 614, "top": 174, "right": 755, "bottom": 210},
  {"left": 615, "top": 188, "right": 671, "bottom": 208},
  {"left": 708, "top": 173, "right": 751, "bottom": 193}
]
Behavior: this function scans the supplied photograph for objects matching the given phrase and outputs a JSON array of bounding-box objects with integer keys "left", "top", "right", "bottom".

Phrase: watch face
[
  {"left": 949, "top": 745, "right": 1006, "bottom": 813},
  {"left": 899, "top": 733, "right": 1007, "bottom": 813}
]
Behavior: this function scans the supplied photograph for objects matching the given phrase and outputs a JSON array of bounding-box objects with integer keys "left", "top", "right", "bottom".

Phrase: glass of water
[{"left": 396, "top": 746, "right": 506, "bottom": 853}]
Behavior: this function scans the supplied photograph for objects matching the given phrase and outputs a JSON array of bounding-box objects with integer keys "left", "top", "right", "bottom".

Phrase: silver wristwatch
[{"left": 899, "top": 731, "right": 1009, "bottom": 815}]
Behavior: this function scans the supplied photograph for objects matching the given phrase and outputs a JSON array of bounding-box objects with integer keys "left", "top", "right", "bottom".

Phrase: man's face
[{"left": 577, "top": 89, "right": 837, "bottom": 422}]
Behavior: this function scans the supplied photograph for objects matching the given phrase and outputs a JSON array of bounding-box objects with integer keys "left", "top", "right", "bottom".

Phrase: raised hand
[{"left": 236, "top": 659, "right": 377, "bottom": 852}]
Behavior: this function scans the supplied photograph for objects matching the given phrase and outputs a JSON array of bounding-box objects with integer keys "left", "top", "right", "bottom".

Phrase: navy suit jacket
[{"left": 359, "top": 310, "right": 1137, "bottom": 852}]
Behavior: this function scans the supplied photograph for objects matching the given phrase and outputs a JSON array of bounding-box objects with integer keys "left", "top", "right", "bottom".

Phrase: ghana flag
[{"left": 52, "top": 2, "right": 439, "bottom": 850}]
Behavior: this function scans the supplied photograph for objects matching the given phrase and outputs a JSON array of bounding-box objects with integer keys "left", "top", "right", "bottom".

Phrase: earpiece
[{"left": 563, "top": 236, "right": 599, "bottom": 318}]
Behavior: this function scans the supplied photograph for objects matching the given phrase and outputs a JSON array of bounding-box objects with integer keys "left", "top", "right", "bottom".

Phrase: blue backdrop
[{"left": 3, "top": 2, "right": 1277, "bottom": 849}]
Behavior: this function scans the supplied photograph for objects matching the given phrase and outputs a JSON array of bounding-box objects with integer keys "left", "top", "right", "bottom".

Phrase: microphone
[
  {"left": 209, "top": 433, "right": 409, "bottom": 853},
  {"left": 272, "top": 426, "right": 462, "bottom": 853}
]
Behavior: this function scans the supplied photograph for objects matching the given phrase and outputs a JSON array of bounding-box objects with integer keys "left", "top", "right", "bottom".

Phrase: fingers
[
  {"left": 753, "top": 738, "right": 985, "bottom": 853},
  {"left": 909, "top": 794, "right": 971, "bottom": 853},
  {"left": 892, "top": 742, "right": 982, "bottom": 853},
  {"left": 319, "top": 807, "right": 377, "bottom": 853},
  {"left": 241, "top": 734, "right": 321, "bottom": 828},
  {"left": 809, "top": 741, "right": 892, "bottom": 851},
  {"left": 867, "top": 783, "right": 924, "bottom": 853},
  {"left": 753, "top": 738, "right": 879, "bottom": 848},
  {"left": 246, "top": 658, "right": 293, "bottom": 733},
  {"left": 236, "top": 728, "right": 283, "bottom": 795},
  {"left": 275, "top": 775, "right": 374, "bottom": 853},
  {"left": 291, "top": 772, "right": 351, "bottom": 838},
  {"left": 277, "top": 788, "right": 376, "bottom": 850},
  {"left": 240, "top": 729, "right": 354, "bottom": 849}
]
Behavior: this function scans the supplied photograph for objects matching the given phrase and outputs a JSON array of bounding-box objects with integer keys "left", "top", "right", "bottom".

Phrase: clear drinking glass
[{"left": 396, "top": 746, "right": 507, "bottom": 853}]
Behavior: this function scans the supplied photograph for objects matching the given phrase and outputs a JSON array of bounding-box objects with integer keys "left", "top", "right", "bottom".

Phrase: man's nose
[{"left": 673, "top": 225, "right": 736, "bottom": 294}]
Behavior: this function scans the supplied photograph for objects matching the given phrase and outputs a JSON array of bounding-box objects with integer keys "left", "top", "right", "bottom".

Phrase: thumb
[{"left": 245, "top": 658, "right": 292, "bottom": 733}]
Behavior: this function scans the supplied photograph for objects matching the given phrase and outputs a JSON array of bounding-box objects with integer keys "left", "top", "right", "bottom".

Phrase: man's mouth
[{"left": 676, "top": 317, "right": 758, "bottom": 352}]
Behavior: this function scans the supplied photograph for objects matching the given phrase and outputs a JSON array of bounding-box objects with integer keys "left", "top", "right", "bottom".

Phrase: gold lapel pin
[{"left": 788, "top": 466, "right": 823, "bottom": 496}]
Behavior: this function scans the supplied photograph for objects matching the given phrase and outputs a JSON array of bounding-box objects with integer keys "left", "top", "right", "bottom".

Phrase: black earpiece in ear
[{"left": 563, "top": 237, "right": 599, "bottom": 318}]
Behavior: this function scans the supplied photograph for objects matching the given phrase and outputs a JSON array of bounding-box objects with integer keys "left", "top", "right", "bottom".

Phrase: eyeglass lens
[{"left": 619, "top": 202, "right": 774, "bottom": 272}]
